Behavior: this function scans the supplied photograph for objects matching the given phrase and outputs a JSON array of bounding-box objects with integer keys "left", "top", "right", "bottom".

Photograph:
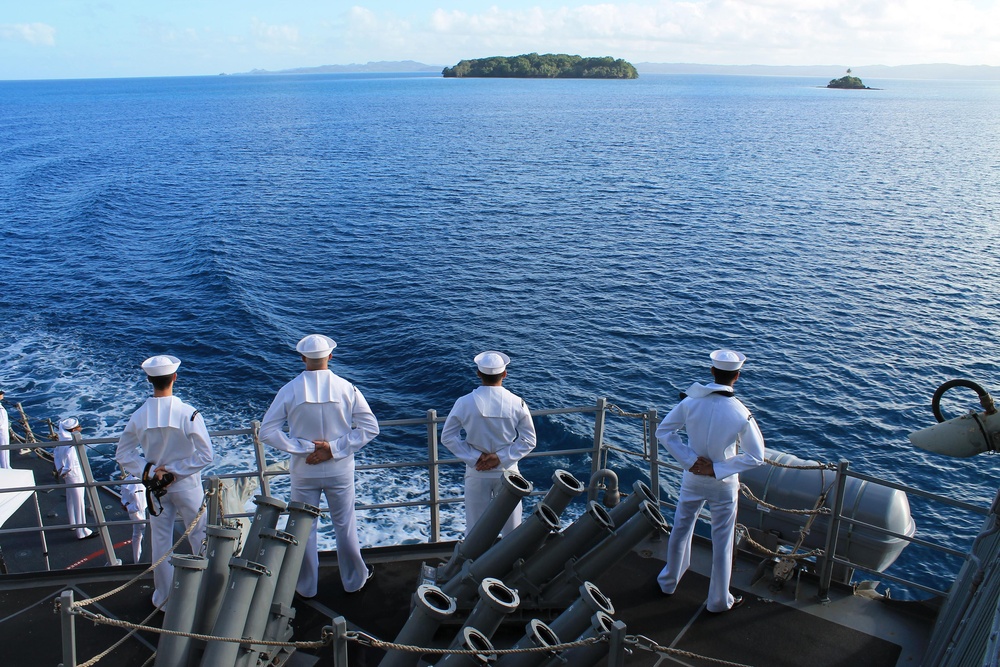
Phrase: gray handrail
[{"left": 0, "top": 395, "right": 991, "bottom": 608}]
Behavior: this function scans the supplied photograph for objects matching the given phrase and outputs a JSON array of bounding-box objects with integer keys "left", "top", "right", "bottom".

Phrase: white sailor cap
[
  {"left": 297, "top": 334, "right": 337, "bottom": 359},
  {"left": 58, "top": 417, "right": 80, "bottom": 431},
  {"left": 710, "top": 349, "right": 746, "bottom": 371},
  {"left": 141, "top": 355, "right": 181, "bottom": 377},
  {"left": 475, "top": 350, "right": 510, "bottom": 375}
]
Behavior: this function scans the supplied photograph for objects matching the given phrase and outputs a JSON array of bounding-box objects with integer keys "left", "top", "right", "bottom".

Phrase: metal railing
[{"left": 0, "top": 396, "right": 989, "bottom": 610}]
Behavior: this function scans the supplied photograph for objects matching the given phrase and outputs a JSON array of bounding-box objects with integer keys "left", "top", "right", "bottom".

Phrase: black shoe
[
  {"left": 706, "top": 594, "right": 744, "bottom": 614},
  {"left": 347, "top": 566, "right": 374, "bottom": 594}
]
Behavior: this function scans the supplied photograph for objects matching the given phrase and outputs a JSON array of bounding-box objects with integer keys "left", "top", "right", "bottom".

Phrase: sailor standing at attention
[
  {"left": 55, "top": 417, "right": 95, "bottom": 540},
  {"left": 0, "top": 388, "right": 9, "bottom": 469},
  {"left": 656, "top": 349, "right": 765, "bottom": 613},
  {"left": 120, "top": 473, "right": 148, "bottom": 563},
  {"left": 115, "top": 355, "right": 214, "bottom": 608},
  {"left": 260, "top": 334, "right": 380, "bottom": 597},
  {"left": 441, "top": 351, "right": 536, "bottom": 538}
]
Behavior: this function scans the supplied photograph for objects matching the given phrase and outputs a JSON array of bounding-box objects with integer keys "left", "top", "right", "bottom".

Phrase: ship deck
[{"left": 0, "top": 449, "right": 938, "bottom": 667}]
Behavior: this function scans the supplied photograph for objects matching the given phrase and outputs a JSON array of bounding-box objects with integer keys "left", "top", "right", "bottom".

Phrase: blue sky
[{"left": 2, "top": 1, "right": 999, "bottom": 80}]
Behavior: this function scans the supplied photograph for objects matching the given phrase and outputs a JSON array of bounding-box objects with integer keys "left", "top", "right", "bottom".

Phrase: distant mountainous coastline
[
  {"left": 240, "top": 60, "right": 442, "bottom": 75},
  {"left": 235, "top": 61, "right": 1000, "bottom": 81}
]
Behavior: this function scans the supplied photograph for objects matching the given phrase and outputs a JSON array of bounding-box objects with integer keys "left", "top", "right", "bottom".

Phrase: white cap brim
[
  {"left": 58, "top": 417, "right": 79, "bottom": 431},
  {"left": 142, "top": 355, "right": 181, "bottom": 377},
  {"left": 297, "top": 334, "right": 337, "bottom": 359},
  {"left": 710, "top": 349, "right": 746, "bottom": 371},
  {"left": 475, "top": 350, "right": 510, "bottom": 375}
]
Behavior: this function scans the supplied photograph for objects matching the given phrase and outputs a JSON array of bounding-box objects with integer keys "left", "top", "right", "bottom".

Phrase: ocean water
[{"left": 1, "top": 72, "right": 999, "bottom": 597}]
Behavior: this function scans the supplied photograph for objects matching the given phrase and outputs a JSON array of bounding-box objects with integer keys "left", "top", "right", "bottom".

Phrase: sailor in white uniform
[
  {"left": 656, "top": 349, "right": 765, "bottom": 613},
  {"left": 441, "top": 351, "right": 536, "bottom": 538},
  {"left": 260, "top": 334, "right": 380, "bottom": 597},
  {"left": 116, "top": 355, "right": 214, "bottom": 608},
  {"left": 55, "top": 417, "right": 94, "bottom": 540},
  {"left": 0, "top": 388, "right": 9, "bottom": 469},
  {"left": 120, "top": 474, "right": 147, "bottom": 563}
]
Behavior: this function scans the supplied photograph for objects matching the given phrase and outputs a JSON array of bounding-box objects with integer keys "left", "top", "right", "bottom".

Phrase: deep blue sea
[{"left": 1, "top": 72, "right": 999, "bottom": 598}]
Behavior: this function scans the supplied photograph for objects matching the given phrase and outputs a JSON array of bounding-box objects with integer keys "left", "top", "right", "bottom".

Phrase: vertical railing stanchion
[
  {"left": 331, "top": 617, "right": 349, "bottom": 666},
  {"left": 32, "top": 492, "right": 51, "bottom": 571},
  {"left": 590, "top": 397, "right": 608, "bottom": 480},
  {"left": 251, "top": 420, "right": 270, "bottom": 497},
  {"left": 427, "top": 409, "right": 441, "bottom": 543},
  {"left": 74, "top": 432, "right": 119, "bottom": 566},
  {"left": 647, "top": 409, "right": 660, "bottom": 509},
  {"left": 607, "top": 619, "right": 628, "bottom": 667},
  {"left": 818, "top": 459, "right": 850, "bottom": 602},
  {"left": 59, "top": 589, "right": 76, "bottom": 667}
]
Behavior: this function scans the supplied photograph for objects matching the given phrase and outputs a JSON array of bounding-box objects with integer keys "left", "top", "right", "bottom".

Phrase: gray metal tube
[
  {"left": 507, "top": 501, "right": 614, "bottom": 593},
  {"left": 436, "top": 628, "right": 496, "bottom": 667},
  {"left": 545, "top": 582, "right": 614, "bottom": 641},
  {"left": 586, "top": 469, "right": 620, "bottom": 508},
  {"left": 194, "top": 525, "right": 242, "bottom": 636},
  {"left": 547, "top": 611, "right": 616, "bottom": 667},
  {"left": 451, "top": 578, "right": 520, "bottom": 647},
  {"left": 541, "top": 501, "right": 668, "bottom": 605},
  {"left": 540, "top": 470, "right": 585, "bottom": 517},
  {"left": 493, "top": 619, "right": 561, "bottom": 667},
  {"left": 235, "top": 528, "right": 296, "bottom": 667},
  {"left": 379, "top": 585, "right": 457, "bottom": 667},
  {"left": 200, "top": 558, "right": 268, "bottom": 666},
  {"left": 606, "top": 480, "right": 654, "bottom": 526},
  {"left": 443, "top": 503, "right": 559, "bottom": 601},
  {"left": 463, "top": 471, "right": 533, "bottom": 558},
  {"left": 263, "top": 501, "right": 321, "bottom": 645},
  {"left": 154, "top": 555, "right": 208, "bottom": 667},
  {"left": 240, "top": 495, "right": 287, "bottom": 557}
]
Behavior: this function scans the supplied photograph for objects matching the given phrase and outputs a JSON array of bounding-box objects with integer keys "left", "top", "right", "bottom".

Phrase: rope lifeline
[{"left": 70, "top": 488, "right": 212, "bottom": 609}]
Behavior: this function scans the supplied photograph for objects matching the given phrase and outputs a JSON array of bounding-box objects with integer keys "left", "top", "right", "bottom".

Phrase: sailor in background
[
  {"left": 120, "top": 473, "right": 147, "bottom": 563},
  {"left": 0, "top": 388, "right": 9, "bottom": 468},
  {"left": 260, "top": 334, "right": 380, "bottom": 597},
  {"left": 441, "top": 351, "right": 537, "bottom": 538},
  {"left": 55, "top": 417, "right": 95, "bottom": 540},
  {"left": 656, "top": 349, "right": 765, "bottom": 613},
  {"left": 116, "top": 355, "right": 214, "bottom": 608}
]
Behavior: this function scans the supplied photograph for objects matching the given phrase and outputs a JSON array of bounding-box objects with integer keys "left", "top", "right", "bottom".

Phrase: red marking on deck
[{"left": 66, "top": 539, "right": 134, "bottom": 569}]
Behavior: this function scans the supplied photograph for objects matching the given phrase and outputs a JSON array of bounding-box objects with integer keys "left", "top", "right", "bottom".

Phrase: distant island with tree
[
  {"left": 442, "top": 53, "right": 638, "bottom": 79},
  {"left": 827, "top": 68, "right": 871, "bottom": 89}
]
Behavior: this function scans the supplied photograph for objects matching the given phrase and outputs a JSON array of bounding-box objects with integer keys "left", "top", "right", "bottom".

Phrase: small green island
[
  {"left": 442, "top": 53, "right": 638, "bottom": 79},
  {"left": 827, "top": 68, "right": 870, "bottom": 89}
]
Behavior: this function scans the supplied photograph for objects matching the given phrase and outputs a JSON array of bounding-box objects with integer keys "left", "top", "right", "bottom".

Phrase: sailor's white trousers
[
  {"left": 150, "top": 480, "right": 206, "bottom": 608},
  {"left": 63, "top": 469, "right": 92, "bottom": 539},
  {"left": 464, "top": 471, "right": 522, "bottom": 538},
  {"left": 290, "top": 470, "right": 367, "bottom": 597},
  {"left": 657, "top": 472, "right": 740, "bottom": 613}
]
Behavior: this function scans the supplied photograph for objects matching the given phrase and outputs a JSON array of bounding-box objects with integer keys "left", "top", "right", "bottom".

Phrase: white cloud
[
  {"left": 251, "top": 17, "right": 301, "bottom": 52},
  {"left": 0, "top": 22, "right": 56, "bottom": 46},
  {"left": 417, "top": 1, "right": 1000, "bottom": 66}
]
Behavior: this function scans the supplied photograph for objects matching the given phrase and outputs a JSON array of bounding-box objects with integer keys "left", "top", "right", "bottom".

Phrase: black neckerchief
[{"left": 678, "top": 389, "right": 735, "bottom": 400}]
